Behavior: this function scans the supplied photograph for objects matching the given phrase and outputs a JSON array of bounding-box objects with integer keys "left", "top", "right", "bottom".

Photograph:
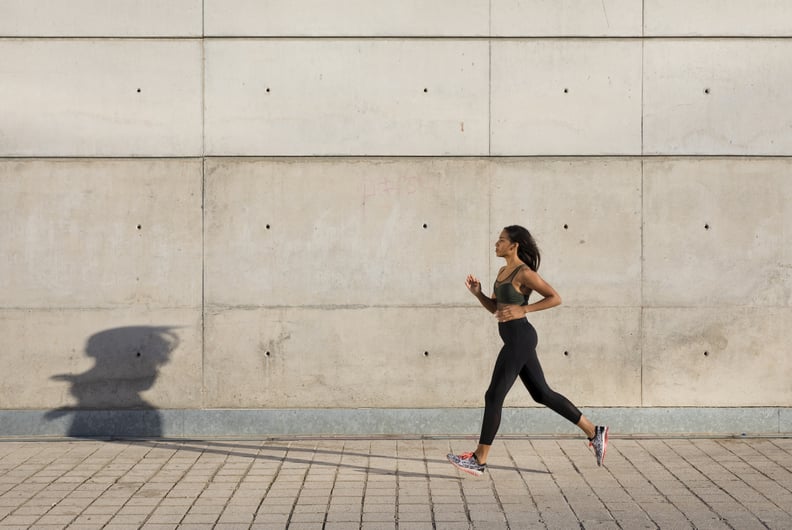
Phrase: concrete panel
[
  {"left": 0, "top": 159, "right": 203, "bottom": 308},
  {"left": 0, "top": 0, "right": 202, "bottom": 37},
  {"left": 0, "top": 40, "right": 202, "bottom": 156},
  {"left": 1, "top": 408, "right": 788, "bottom": 437},
  {"left": 520, "top": 308, "right": 641, "bottom": 407},
  {"left": 204, "top": 158, "right": 490, "bottom": 307},
  {"left": 491, "top": 40, "right": 642, "bottom": 155},
  {"left": 0, "top": 410, "right": 186, "bottom": 438},
  {"left": 643, "top": 308, "right": 792, "bottom": 407},
  {"left": 492, "top": 0, "right": 642, "bottom": 36},
  {"left": 0, "top": 309, "right": 202, "bottom": 413},
  {"left": 203, "top": 307, "right": 501, "bottom": 408},
  {"left": 643, "top": 159, "right": 792, "bottom": 307},
  {"left": 204, "top": 40, "right": 489, "bottom": 156},
  {"left": 644, "top": 40, "right": 792, "bottom": 155},
  {"left": 205, "top": 0, "right": 489, "bottom": 36},
  {"left": 645, "top": 1, "right": 792, "bottom": 36},
  {"left": 781, "top": 409, "right": 792, "bottom": 433},
  {"left": 599, "top": 408, "right": 782, "bottom": 435},
  {"left": 204, "top": 307, "right": 638, "bottom": 409},
  {"left": 490, "top": 159, "right": 642, "bottom": 307}
]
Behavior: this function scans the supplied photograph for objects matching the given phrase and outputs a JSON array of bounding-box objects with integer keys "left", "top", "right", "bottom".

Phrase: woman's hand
[
  {"left": 495, "top": 304, "right": 527, "bottom": 322},
  {"left": 465, "top": 274, "right": 482, "bottom": 295}
]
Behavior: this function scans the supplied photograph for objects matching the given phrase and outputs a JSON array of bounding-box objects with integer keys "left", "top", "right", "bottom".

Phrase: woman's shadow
[{"left": 45, "top": 326, "right": 179, "bottom": 437}]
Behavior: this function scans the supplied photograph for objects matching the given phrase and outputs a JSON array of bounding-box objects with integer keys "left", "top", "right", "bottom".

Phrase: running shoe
[
  {"left": 589, "top": 425, "right": 609, "bottom": 467},
  {"left": 447, "top": 451, "right": 487, "bottom": 477}
]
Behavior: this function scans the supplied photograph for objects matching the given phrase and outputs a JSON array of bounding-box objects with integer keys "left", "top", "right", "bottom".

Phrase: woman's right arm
[{"left": 466, "top": 274, "right": 497, "bottom": 314}]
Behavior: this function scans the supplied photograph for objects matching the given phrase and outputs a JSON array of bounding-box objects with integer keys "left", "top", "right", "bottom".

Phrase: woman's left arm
[
  {"left": 494, "top": 268, "right": 562, "bottom": 321},
  {"left": 519, "top": 268, "right": 562, "bottom": 314}
]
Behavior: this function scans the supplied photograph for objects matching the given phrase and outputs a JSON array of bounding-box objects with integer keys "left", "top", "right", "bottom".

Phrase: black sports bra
[{"left": 493, "top": 265, "right": 529, "bottom": 306}]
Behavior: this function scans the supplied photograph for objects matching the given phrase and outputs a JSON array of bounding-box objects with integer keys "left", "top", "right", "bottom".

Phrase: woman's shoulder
[{"left": 516, "top": 263, "right": 538, "bottom": 280}]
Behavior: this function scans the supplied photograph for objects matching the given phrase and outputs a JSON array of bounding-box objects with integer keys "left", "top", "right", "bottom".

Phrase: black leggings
[{"left": 479, "top": 318, "right": 582, "bottom": 445}]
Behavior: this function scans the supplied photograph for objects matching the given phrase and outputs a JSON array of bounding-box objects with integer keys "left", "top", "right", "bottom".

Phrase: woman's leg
[
  {"left": 518, "top": 348, "right": 587, "bottom": 430},
  {"left": 518, "top": 350, "right": 609, "bottom": 464},
  {"left": 475, "top": 343, "right": 523, "bottom": 461}
]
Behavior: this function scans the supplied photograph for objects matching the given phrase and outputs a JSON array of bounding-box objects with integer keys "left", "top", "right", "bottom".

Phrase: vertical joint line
[
  {"left": 200, "top": 0, "right": 207, "bottom": 408},
  {"left": 640, "top": 0, "right": 645, "bottom": 407},
  {"left": 488, "top": 0, "right": 493, "bottom": 156},
  {"left": 640, "top": 159, "right": 645, "bottom": 407}
]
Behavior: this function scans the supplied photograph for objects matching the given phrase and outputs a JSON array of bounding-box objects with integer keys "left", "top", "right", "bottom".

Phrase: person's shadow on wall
[{"left": 45, "top": 326, "right": 179, "bottom": 438}]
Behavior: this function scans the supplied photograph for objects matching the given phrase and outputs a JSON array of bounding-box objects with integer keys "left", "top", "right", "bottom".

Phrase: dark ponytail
[{"left": 503, "top": 225, "right": 541, "bottom": 272}]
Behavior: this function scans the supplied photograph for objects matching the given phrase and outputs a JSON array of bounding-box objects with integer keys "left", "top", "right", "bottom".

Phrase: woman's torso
[{"left": 493, "top": 264, "right": 529, "bottom": 307}]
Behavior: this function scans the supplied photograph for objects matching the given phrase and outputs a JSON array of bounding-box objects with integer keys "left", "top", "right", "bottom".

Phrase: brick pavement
[{"left": 0, "top": 436, "right": 790, "bottom": 529}]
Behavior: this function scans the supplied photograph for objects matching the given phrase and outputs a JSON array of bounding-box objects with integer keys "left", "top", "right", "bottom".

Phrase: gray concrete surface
[
  {"left": 1, "top": 408, "right": 791, "bottom": 439},
  {"left": 0, "top": 436, "right": 790, "bottom": 529},
  {"left": 3, "top": 2, "right": 792, "bottom": 434}
]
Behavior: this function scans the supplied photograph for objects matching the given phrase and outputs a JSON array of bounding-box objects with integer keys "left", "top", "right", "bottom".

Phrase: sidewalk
[{"left": 0, "top": 436, "right": 790, "bottom": 529}]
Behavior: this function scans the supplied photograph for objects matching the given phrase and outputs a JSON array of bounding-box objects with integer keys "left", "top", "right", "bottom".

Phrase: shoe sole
[
  {"left": 447, "top": 456, "right": 484, "bottom": 477},
  {"left": 600, "top": 426, "right": 609, "bottom": 466}
]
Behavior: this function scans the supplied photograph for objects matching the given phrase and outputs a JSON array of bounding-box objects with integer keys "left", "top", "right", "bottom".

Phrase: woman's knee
[
  {"left": 529, "top": 386, "right": 554, "bottom": 406},
  {"left": 484, "top": 386, "right": 507, "bottom": 407}
]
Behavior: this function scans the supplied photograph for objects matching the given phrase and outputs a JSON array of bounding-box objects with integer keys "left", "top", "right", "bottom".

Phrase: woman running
[{"left": 447, "top": 225, "right": 608, "bottom": 476}]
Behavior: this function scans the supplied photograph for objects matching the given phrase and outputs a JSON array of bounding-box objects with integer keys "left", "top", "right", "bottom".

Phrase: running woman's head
[{"left": 501, "top": 225, "right": 541, "bottom": 271}]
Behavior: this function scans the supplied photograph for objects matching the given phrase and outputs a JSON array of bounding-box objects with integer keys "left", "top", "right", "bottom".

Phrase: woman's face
[{"left": 495, "top": 230, "right": 516, "bottom": 257}]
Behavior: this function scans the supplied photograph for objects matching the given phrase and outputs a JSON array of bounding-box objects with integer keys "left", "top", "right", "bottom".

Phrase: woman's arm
[
  {"left": 466, "top": 274, "right": 497, "bottom": 314},
  {"left": 519, "top": 268, "right": 561, "bottom": 313},
  {"left": 494, "top": 268, "right": 561, "bottom": 321}
]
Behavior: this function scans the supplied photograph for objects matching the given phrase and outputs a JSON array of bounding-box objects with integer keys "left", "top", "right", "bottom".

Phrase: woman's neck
[{"left": 503, "top": 255, "right": 522, "bottom": 268}]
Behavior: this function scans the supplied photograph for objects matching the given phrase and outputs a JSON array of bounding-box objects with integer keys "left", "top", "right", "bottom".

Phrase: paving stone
[{"left": 0, "top": 437, "right": 790, "bottom": 529}]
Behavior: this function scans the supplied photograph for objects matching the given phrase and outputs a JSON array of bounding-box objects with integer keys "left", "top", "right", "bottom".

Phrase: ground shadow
[
  {"left": 120, "top": 439, "right": 550, "bottom": 479},
  {"left": 45, "top": 326, "right": 179, "bottom": 437}
]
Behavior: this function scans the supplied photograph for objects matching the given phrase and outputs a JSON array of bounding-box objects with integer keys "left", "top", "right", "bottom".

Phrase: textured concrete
[
  {"left": 643, "top": 158, "right": 792, "bottom": 307},
  {"left": 204, "top": 158, "right": 490, "bottom": 307},
  {"left": 0, "top": 408, "right": 790, "bottom": 438},
  {"left": 491, "top": 41, "right": 642, "bottom": 155},
  {"left": 782, "top": 409, "right": 792, "bottom": 433},
  {"left": 643, "top": 308, "right": 792, "bottom": 407},
  {"left": 4, "top": 1, "right": 792, "bottom": 437},
  {"left": 0, "top": 159, "right": 203, "bottom": 308},
  {"left": 645, "top": 0, "right": 792, "bottom": 36},
  {"left": 204, "top": 0, "right": 489, "bottom": 37},
  {"left": 0, "top": 0, "right": 202, "bottom": 37},
  {"left": 644, "top": 40, "right": 792, "bottom": 155},
  {"left": 0, "top": 40, "right": 203, "bottom": 156},
  {"left": 203, "top": 307, "right": 499, "bottom": 409},
  {"left": 204, "top": 41, "right": 489, "bottom": 156},
  {"left": 0, "top": 437, "right": 791, "bottom": 529},
  {"left": 489, "top": 158, "right": 642, "bottom": 306},
  {"left": 492, "top": 0, "right": 642, "bottom": 36},
  {"left": 0, "top": 309, "right": 202, "bottom": 411},
  {"left": 203, "top": 306, "right": 638, "bottom": 409}
]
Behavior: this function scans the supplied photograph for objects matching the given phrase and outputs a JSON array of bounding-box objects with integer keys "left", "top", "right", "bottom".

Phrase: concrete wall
[{"left": 1, "top": 1, "right": 791, "bottom": 436}]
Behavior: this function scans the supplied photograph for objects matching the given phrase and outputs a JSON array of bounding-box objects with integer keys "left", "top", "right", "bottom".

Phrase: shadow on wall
[{"left": 45, "top": 326, "right": 179, "bottom": 437}]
